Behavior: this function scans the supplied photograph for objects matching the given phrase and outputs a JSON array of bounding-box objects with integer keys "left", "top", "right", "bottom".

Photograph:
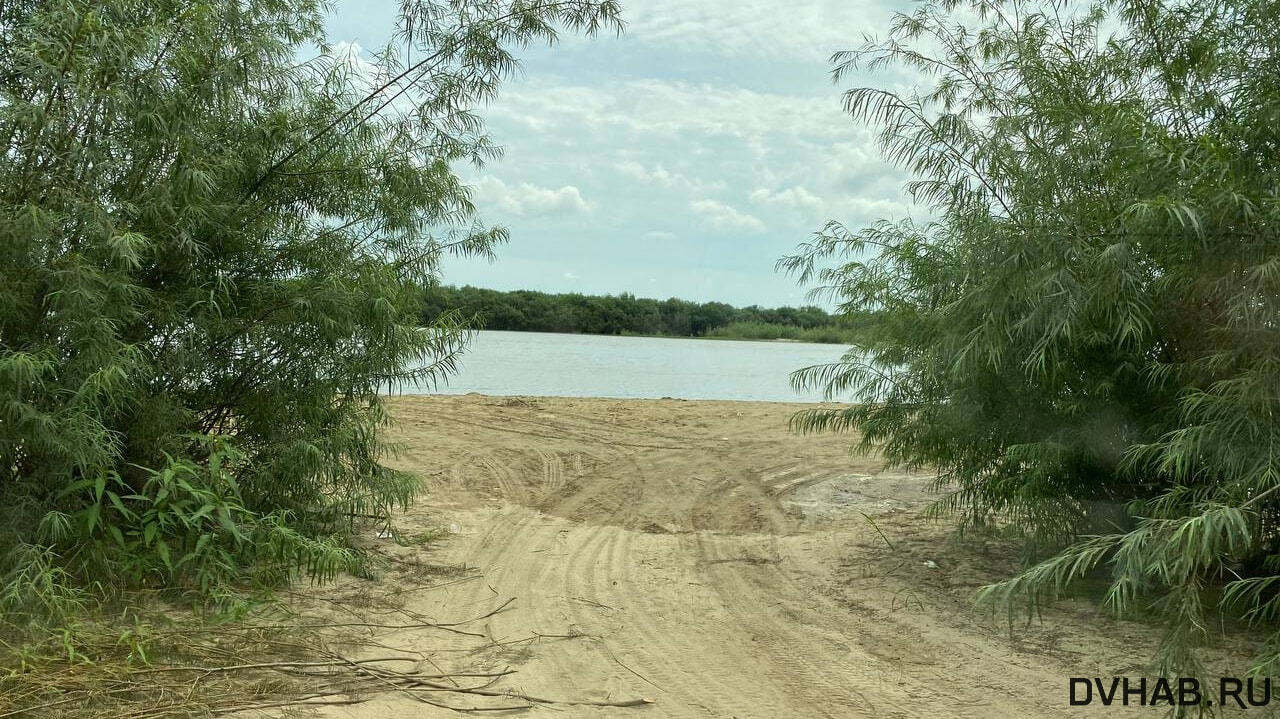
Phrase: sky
[{"left": 324, "top": 0, "right": 918, "bottom": 308}]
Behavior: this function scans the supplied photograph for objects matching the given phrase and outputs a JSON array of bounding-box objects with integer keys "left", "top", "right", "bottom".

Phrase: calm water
[{"left": 409, "top": 330, "right": 848, "bottom": 402}]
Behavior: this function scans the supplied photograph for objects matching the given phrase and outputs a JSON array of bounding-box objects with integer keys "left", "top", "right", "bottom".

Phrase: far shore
[{"left": 474, "top": 327, "right": 850, "bottom": 345}]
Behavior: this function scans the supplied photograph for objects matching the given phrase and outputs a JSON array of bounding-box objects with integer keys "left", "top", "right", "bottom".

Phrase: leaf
[
  {"left": 85, "top": 504, "right": 101, "bottom": 534},
  {"left": 156, "top": 541, "right": 172, "bottom": 572}
]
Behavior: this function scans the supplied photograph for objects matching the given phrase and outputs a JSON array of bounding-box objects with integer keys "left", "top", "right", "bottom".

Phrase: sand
[{"left": 284, "top": 395, "right": 1173, "bottom": 718}]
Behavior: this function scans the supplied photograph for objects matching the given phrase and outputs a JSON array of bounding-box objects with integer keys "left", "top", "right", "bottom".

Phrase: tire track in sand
[{"left": 366, "top": 395, "right": 1166, "bottom": 719}]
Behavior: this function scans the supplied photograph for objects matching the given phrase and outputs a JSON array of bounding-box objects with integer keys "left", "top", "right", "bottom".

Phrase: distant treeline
[{"left": 421, "top": 285, "right": 857, "bottom": 343}]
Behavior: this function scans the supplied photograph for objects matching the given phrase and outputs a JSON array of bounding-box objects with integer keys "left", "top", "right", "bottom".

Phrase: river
[{"left": 405, "top": 330, "right": 849, "bottom": 402}]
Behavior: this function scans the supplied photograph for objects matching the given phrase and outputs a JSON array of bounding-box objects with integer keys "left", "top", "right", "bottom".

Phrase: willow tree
[
  {"left": 786, "top": 0, "right": 1280, "bottom": 678},
  {"left": 0, "top": 0, "right": 620, "bottom": 614}
]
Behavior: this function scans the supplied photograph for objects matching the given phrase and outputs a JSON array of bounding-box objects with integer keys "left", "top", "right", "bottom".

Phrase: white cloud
[
  {"left": 749, "top": 186, "right": 826, "bottom": 217},
  {"left": 490, "top": 78, "right": 855, "bottom": 147},
  {"left": 616, "top": 161, "right": 725, "bottom": 194},
  {"left": 470, "top": 177, "right": 592, "bottom": 217},
  {"left": 690, "top": 199, "right": 766, "bottom": 233},
  {"left": 624, "top": 0, "right": 902, "bottom": 61},
  {"left": 643, "top": 230, "right": 678, "bottom": 241},
  {"left": 842, "top": 195, "right": 914, "bottom": 220},
  {"left": 486, "top": 76, "right": 917, "bottom": 226}
]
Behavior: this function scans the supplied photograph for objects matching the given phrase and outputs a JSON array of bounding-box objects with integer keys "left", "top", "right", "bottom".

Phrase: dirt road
[{"left": 298, "top": 395, "right": 1162, "bottom": 718}]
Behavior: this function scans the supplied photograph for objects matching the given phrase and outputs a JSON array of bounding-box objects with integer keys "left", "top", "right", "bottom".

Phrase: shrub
[
  {"left": 787, "top": 0, "right": 1280, "bottom": 678},
  {"left": 0, "top": 0, "right": 620, "bottom": 616}
]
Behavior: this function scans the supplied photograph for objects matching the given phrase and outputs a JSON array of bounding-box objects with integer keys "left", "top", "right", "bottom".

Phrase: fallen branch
[{"left": 132, "top": 656, "right": 419, "bottom": 675}]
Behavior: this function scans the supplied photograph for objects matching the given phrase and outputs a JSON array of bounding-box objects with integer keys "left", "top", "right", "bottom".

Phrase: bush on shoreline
[
  {"left": 791, "top": 0, "right": 1280, "bottom": 678},
  {"left": 0, "top": 0, "right": 620, "bottom": 630}
]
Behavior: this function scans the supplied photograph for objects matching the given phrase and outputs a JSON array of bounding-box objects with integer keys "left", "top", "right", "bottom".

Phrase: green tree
[
  {"left": 690, "top": 300, "right": 734, "bottom": 335},
  {"left": 786, "top": 0, "right": 1280, "bottom": 678},
  {"left": 0, "top": 0, "right": 620, "bottom": 612},
  {"left": 421, "top": 284, "right": 854, "bottom": 339}
]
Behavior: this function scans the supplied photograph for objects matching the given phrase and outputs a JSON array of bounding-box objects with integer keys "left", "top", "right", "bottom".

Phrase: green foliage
[
  {"left": 45, "top": 439, "right": 363, "bottom": 599},
  {"left": 0, "top": 544, "right": 90, "bottom": 634},
  {"left": 0, "top": 0, "right": 620, "bottom": 618},
  {"left": 786, "top": 0, "right": 1280, "bottom": 677},
  {"left": 423, "top": 284, "right": 854, "bottom": 341}
]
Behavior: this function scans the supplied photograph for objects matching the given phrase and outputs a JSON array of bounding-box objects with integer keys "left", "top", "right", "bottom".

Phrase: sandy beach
[{"left": 280, "top": 394, "right": 1168, "bottom": 718}]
